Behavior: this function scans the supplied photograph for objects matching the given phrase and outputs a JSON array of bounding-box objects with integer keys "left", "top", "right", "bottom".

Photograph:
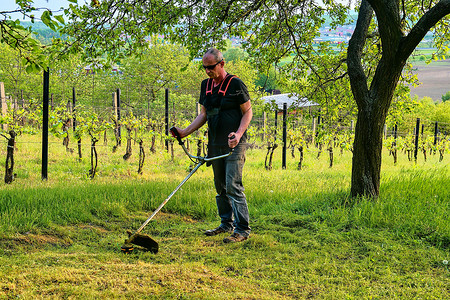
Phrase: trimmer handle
[
  {"left": 170, "top": 127, "right": 184, "bottom": 145},
  {"left": 229, "top": 134, "right": 236, "bottom": 153}
]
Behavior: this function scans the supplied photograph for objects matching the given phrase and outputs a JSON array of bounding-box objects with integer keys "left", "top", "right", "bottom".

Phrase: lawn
[{"left": 0, "top": 135, "right": 449, "bottom": 299}]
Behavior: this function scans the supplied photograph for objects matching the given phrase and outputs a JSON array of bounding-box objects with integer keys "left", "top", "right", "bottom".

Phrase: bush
[{"left": 442, "top": 91, "right": 450, "bottom": 102}]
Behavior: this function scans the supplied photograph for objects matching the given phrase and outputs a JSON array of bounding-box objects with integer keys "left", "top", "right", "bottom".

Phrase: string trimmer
[{"left": 121, "top": 127, "right": 233, "bottom": 254}]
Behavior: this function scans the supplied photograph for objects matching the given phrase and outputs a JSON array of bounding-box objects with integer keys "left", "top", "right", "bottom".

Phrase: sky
[{"left": 3, "top": 0, "right": 73, "bottom": 19}]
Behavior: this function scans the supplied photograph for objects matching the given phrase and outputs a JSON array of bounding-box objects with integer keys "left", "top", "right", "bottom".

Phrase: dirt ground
[{"left": 409, "top": 59, "right": 450, "bottom": 101}]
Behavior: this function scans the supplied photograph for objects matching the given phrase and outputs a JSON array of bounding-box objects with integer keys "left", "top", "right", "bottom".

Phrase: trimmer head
[{"left": 121, "top": 231, "right": 159, "bottom": 254}]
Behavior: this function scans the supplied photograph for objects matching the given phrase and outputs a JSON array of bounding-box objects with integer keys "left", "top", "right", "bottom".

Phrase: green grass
[{"left": 0, "top": 135, "right": 449, "bottom": 298}]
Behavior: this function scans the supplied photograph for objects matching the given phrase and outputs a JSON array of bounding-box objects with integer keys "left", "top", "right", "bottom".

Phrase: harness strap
[
  {"left": 206, "top": 78, "right": 214, "bottom": 95},
  {"left": 218, "top": 75, "right": 236, "bottom": 95},
  {"left": 205, "top": 74, "right": 236, "bottom": 96}
]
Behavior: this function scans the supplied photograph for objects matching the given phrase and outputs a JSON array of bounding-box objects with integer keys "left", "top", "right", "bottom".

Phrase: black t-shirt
[{"left": 199, "top": 74, "right": 250, "bottom": 147}]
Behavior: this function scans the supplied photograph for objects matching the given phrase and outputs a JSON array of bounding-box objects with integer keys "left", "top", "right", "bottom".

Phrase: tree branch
[
  {"left": 347, "top": 0, "right": 373, "bottom": 108},
  {"left": 399, "top": 0, "right": 450, "bottom": 60}
]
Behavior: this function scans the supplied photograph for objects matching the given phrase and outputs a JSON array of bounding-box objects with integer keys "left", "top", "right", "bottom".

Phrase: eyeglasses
[{"left": 203, "top": 59, "right": 223, "bottom": 70}]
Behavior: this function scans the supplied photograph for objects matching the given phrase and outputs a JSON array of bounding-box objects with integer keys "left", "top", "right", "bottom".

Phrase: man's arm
[
  {"left": 228, "top": 100, "right": 252, "bottom": 148},
  {"left": 173, "top": 105, "right": 207, "bottom": 138}
]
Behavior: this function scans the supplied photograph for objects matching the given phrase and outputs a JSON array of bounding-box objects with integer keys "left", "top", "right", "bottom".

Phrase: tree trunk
[
  {"left": 123, "top": 127, "right": 132, "bottom": 160},
  {"left": 77, "top": 139, "right": 82, "bottom": 160},
  {"left": 89, "top": 138, "right": 98, "bottom": 179},
  {"left": 328, "top": 144, "right": 333, "bottom": 168},
  {"left": 5, "top": 131, "right": 16, "bottom": 184},
  {"left": 265, "top": 143, "right": 277, "bottom": 170},
  {"left": 196, "top": 139, "right": 202, "bottom": 157},
  {"left": 113, "top": 119, "right": 120, "bottom": 153},
  {"left": 150, "top": 135, "right": 156, "bottom": 153},
  {"left": 138, "top": 140, "right": 145, "bottom": 174},
  {"left": 350, "top": 110, "right": 383, "bottom": 197},
  {"left": 297, "top": 145, "right": 303, "bottom": 170}
]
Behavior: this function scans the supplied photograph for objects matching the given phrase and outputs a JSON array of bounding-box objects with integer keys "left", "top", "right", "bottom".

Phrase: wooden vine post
[
  {"left": 73, "top": 87, "right": 82, "bottom": 158},
  {"left": 112, "top": 90, "right": 121, "bottom": 152},
  {"left": 0, "top": 82, "right": 7, "bottom": 131}
]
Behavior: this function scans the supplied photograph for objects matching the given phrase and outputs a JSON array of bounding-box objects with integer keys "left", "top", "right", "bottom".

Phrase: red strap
[
  {"left": 219, "top": 75, "right": 236, "bottom": 96},
  {"left": 205, "top": 74, "right": 236, "bottom": 96},
  {"left": 206, "top": 78, "right": 214, "bottom": 95}
]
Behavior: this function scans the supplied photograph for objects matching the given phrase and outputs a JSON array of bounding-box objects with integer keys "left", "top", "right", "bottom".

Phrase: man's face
[{"left": 202, "top": 54, "right": 223, "bottom": 79}]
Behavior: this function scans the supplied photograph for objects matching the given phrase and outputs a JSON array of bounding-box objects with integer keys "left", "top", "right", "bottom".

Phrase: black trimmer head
[{"left": 121, "top": 231, "right": 159, "bottom": 254}]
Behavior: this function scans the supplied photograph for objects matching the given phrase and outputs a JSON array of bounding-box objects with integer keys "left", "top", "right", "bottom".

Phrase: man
[{"left": 172, "top": 48, "right": 252, "bottom": 243}]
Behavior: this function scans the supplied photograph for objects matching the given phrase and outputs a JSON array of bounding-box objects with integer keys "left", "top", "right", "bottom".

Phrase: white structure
[{"left": 261, "top": 93, "right": 319, "bottom": 110}]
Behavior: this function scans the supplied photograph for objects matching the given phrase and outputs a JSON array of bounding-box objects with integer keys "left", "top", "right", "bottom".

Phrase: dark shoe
[
  {"left": 204, "top": 226, "right": 232, "bottom": 236},
  {"left": 223, "top": 232, "right": 248, "bottom": 243}
]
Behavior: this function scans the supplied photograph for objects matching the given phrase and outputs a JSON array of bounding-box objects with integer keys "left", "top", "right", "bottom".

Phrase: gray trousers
[{"left": 210, "top": 143, "right": 250, "bottom": 237}]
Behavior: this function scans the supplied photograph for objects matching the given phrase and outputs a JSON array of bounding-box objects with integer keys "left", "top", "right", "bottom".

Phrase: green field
[{"left": 0, "top": 135, "right": 449, "bottom": 299}]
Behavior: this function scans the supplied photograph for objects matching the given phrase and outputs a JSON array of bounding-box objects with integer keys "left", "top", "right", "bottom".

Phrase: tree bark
[
  {"left": 89, "top": 137, "right": 98, "bottom": 179},
  {"left": 138, "top": 140, "right": 145, "bottom": 174},
  {"left": 4, "top": 131, "right": 16, "bottom": 184}
]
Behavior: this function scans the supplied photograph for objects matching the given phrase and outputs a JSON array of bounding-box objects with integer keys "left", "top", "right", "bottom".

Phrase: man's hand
[
  {"left": 170, "top": 126, "right": 186, "bottom": 138},
  {"left": 228, "top": 132, "right": 240, "bottom": 148}
]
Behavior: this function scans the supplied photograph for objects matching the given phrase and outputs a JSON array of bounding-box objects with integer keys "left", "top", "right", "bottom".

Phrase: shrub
[{"left": 442, "top": 91, "right": 450, "bottom": 102}]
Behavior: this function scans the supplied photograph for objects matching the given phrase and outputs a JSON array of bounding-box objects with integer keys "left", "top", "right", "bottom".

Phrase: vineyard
[{"left": 0, "top": 83, "right": 449, "bottom": 184}]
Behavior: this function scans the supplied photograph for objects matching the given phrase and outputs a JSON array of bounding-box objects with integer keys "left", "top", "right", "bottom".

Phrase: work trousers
[{"left": 210, "top": 143, "right": 250, "bottom": 237}]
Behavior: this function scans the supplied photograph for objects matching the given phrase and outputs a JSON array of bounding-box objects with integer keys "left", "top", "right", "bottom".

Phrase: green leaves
[
  {"left": 1, "top": 2, "right": 67, "bottom": 71},
  {"left": 54, "top": 15, "right": 66, "bottom": 25}
]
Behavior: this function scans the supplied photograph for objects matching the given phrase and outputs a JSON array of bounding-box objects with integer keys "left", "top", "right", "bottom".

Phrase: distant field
[{"left": 409, "top": 58, "right": 450, "bottom": 101}]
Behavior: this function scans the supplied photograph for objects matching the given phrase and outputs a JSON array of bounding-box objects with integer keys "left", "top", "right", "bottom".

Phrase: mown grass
[{"left": 0, "top": 134, "right": 449, "bottom": 299}]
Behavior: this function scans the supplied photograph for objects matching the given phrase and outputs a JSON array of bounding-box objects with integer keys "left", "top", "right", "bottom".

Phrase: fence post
[
  {"left": 262, "top": 111, "right": 266, "bottom": 142},
  {"left": 434, "top": 121, "right": 439, "bottom": 145},
  {"left": 282, "top": 103, "right": 287, "bottom": 169},
  {"left": 274, "top": 109, "right": 278, "bottom": 142},
  {"left": 116, "top": 88, "right": 121, "bottom": 144},
  {"left": 0, "top": 82, "right": 7, "bottom": 131},
  {"left": 112, "top": 92, "right": 117, "bottom": 116},
  {"left": 42, "top": 68, "right": 50, "bottom": 180},
  {"left": 311, "top": 117, "right": 316, "bottom": 145},
  {"left": 72, "top": 87, "right": 76, "bottom": 131},
  {"left": 414, "top": 118, "right": 420, "bottom": 162},
  {"left": 165, "top": 88, "right": 169, "bottom": 151},
  {"left": 315, "top": 109, "right": 321, "bottom": 147}
]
